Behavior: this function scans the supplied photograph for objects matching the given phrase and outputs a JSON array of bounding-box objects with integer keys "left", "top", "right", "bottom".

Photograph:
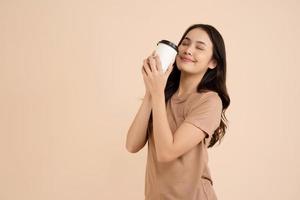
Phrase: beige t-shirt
[{"left": 145, "top": 90, "right": 222, "bottom": 200}]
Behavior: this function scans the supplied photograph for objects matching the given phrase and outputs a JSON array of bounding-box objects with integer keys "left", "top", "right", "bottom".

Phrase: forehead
[{"left": 184, "top": 28, "right": 212, "bottom": 47}]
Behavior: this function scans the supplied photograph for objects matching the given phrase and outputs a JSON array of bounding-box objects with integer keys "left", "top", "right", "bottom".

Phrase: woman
[{"left": 126, "top": 24, "right": 230, "bottom": 200}]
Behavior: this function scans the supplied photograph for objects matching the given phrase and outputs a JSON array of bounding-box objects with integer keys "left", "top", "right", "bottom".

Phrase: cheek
[
  {"left": 177, "top": 46, "right": 185, "bottom": 55},
  {"left": 178, "top": 45, "right": 184, "bottom": 51},
  {"left": 194, "top": 53, "right": 209, "bottom": 63},
  {"left": 175, "top": 55, "right": 180, "bottom": 62}
]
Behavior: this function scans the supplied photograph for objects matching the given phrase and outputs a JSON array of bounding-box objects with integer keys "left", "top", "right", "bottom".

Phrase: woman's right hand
[{"left": 141, "top": 51, "right": 156, "bottom": 98}]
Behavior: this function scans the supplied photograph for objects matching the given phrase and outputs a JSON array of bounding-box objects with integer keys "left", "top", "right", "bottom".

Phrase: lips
[{"left": 180, "top": 56, "right": 195, "bottom": 62}]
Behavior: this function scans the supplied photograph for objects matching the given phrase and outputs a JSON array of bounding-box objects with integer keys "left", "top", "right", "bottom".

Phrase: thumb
[
  {"left": 168, "top": 57, "right": 176, "bottom": 71},
  {"left": 151, "top": 50, "right": 156, "bottom": 57},
  {"left": 165, "top": 62, "right": 174, "bottom": 77}
]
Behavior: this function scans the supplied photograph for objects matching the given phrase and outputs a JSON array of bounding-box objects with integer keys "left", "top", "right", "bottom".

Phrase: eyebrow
[{"left": 183, "top": 37, "right": 207, "bottom": 46}]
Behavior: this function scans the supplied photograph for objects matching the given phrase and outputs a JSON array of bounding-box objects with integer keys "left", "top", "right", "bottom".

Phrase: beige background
[{"left": 0, "top": 0, "right": 299, "bottom": 199}]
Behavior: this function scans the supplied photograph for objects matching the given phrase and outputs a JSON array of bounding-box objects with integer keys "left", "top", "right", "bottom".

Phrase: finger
[
  {"left": 142, "top": 65, "right": 150, "bottom": 81},
  {"left": 143, "top": 59, "right": 152, "bottom": 77},
  {"left": 167, "top": 64, "right": 174, "bottom": 76},
  {"left": 166, "top": 59, "right": 175, "bottom": 76},
  {"left": 154, "top": 55, "right": 163, "bottom": 73},
  {"left": 141, "top": 64, "right": 147, "bottom": 76},
  {"left": 142, "top": 66, "right": 148, "bottom": 80},
  {"left": 148, "top": 56, "right": 158, "bottom": 73},
  {"left": 142, "top": 59, "right": 147, "bottom": 75},
  {"left": 151, "top": 50, "right": 156, "bottom": 57}
]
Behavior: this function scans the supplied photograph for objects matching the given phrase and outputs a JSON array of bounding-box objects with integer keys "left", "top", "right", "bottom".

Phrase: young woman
[{"left": 126, "top": 24, "right": 230, "bottom": 200}]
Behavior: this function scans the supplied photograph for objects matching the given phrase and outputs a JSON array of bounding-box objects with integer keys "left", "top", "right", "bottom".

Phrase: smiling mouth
[{"left": 180, "top": 57, "right": 195, "bottom": 63}]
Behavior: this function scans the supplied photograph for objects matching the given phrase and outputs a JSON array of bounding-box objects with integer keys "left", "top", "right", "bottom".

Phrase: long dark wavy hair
[{"left": 146, "top": 24, "right": 230, "bottom": 148}]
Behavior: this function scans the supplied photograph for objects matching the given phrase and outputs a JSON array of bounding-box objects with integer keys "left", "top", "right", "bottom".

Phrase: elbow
[
  {"left": 125, "top": 134, "right": 138, "bottom": 153},
  {"left": 125, "top": 143, "right": 140, "bottom": 153},
  {"left": 126, "top": 146, "right": 139, "bottom": 153}
]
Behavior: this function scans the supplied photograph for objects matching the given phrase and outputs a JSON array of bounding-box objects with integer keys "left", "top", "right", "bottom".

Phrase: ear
[{"left": 208, "top": 59, "right": 217, "bottom": 69}]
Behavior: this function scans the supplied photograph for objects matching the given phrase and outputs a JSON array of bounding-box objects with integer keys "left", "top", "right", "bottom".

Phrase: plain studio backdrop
[{"left": 0, "top": 0, "right": 299, "bottom": 199}]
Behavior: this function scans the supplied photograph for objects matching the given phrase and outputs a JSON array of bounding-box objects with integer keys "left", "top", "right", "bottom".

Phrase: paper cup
[{"left": 156, "top": 40, "right": 178, "bottom": 73}]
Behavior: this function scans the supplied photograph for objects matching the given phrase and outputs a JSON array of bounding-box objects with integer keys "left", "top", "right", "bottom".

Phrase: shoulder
[{"left": 184, "top": 91, "right": 222, "bottom": 115}]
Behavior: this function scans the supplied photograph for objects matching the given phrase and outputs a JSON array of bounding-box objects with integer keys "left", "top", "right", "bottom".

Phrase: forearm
[
  {"left": 126, "top": 94, "right": 152, "bottom": 153},
  {"left": 152, "top": 94, "right": 174, "bottom": 161}
]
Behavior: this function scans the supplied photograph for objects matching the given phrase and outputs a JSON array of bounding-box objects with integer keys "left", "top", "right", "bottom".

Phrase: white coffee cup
[{"left": 155, "top": 40, "right": 178, "bottom": 73}]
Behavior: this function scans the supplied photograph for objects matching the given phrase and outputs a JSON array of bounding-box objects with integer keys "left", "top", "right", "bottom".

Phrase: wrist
[
  {"left": 144, "top": 92, "right": 151, "bottom": 100},
  {"left": 152, "top": 92, "right": 165, "bottom": 101}
]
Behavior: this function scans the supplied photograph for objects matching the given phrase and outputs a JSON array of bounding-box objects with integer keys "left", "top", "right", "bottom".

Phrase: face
[{"left": 175, "top": 28, "right": 216, "bottom": 75}]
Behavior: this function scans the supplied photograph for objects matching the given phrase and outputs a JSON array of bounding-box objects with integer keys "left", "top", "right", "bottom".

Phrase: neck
[{"left": 177, "top": 72, "right": 205, "bottom": 96}]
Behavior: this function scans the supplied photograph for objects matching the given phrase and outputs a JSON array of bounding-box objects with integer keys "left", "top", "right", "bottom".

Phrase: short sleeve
[{"left": 183, "top": 92, "right": 223, "bottom": 138}]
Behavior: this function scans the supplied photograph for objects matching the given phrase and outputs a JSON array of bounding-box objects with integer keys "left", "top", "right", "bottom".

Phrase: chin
[
  {"left": 178, "top": 62, "right": 194, "bottom": 70},
  {"left": 178, "top": 65, "right": 196, "bottom": 74}
]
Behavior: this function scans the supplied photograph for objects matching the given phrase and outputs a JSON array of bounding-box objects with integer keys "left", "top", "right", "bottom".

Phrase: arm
[
  {"left": 151, "top": 94, "right": 206, "bottom": 162},
  {"left": 125, "top": 93, "right": 152, "bottom": 153},
  {"left": 142, "top": 54, "right": 220, "bottom": 162}
]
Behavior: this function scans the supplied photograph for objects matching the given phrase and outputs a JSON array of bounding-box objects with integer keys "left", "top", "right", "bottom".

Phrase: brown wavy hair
[{"left": 146, "top": 24, "right": 230, "bottom": 148}]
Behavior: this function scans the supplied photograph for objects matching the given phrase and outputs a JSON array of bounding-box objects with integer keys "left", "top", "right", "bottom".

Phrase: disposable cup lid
[{"left": 157, "top": 40, "right": 178, "bottom": 52}]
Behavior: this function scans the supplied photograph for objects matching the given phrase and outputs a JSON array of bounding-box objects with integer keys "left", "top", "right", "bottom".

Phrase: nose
[{"left": 183, "top": 45, "right": 193, "bottom": 56}]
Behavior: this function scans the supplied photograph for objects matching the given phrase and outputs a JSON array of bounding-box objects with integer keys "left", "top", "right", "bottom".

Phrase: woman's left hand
[{"left": 142, "top": 51, "right": 175, "bottom": 98}]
